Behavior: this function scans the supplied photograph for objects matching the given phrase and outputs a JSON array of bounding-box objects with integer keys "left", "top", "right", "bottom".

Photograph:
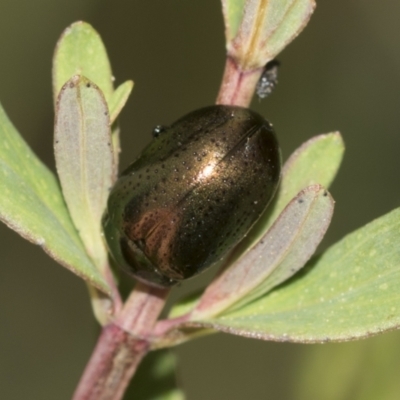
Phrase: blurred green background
[{"left": 1, "top": 1, "right": 400, "bottom": 399}]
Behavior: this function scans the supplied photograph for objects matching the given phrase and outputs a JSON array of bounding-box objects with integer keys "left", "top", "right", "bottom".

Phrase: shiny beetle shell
[{"left": 102, "top": 105, "right": 281, "bottom": 287}]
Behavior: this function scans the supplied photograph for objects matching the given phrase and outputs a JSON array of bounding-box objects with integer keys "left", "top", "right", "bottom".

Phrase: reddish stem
[
  {"left": 72, "top": 282, "right": 169, "bottom": 400},
  {"left": 216, "top": 56, "right": 264, "bottom": 107}
]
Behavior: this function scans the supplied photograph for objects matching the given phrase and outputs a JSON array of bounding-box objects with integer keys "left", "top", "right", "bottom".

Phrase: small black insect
[
  {"left": 256, "top": 60, "right": 280, "bottom": 100},
  {"left": 102, "top": 105, "right": 281, "bottom": 287}
]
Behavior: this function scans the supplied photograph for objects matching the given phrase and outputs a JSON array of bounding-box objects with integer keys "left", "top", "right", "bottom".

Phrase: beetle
[{"left": 102, "top": 105, "right": 281, "bottom": 287}]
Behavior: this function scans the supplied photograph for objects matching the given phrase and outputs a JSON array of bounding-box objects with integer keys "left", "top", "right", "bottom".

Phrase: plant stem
[
  {"left": 72, "top": 282, "right": 169, "bottom": 400},
  {"left": 216, "top": 56, "right": 263, "bottom": 107}
]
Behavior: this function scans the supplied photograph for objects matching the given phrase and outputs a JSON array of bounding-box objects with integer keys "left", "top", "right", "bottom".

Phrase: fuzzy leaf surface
[
  {"left": 228, "top": 0, "right": 316, "bottom": 69},
  {"left": 0, "top": 103, "right": 110, "bottom": 293},
  {"left": 54, "top": 75, "right": 114, "bottom": 271},
  {"left": 221, "top": 0, "right": 247, "bottom": 41},
  {"left": 197, "top": 207, "right": 400, "bottom": 342},
  {"left": 192, "top": 185, "right": 334, "bottom": 319},
  {"left": 53, "top": 21, "right": 133, "bottom": 171},
  {"left": 53, "top": 21, "right": 113, "bottom": 103}
]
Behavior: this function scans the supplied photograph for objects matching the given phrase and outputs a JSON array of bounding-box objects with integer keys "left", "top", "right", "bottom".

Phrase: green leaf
[
  {"left": 226, "top": 0, "right": 316, "bottom": 69},
  {"left": 53, "top": 21, "right": 114, "bottom": 103},
  {"left": 109, "top": 80, "right": 134, "bottom": 124},
  {"left": 53, "top": 21, "right": 133, "bottom": 171},
  {"left": 54, "top": 75, "right": 114, "bottom": 271},
  {"left": 192, "top": 185, "right": 334, "bottom": 319},
  {"left": 0, "top": 103, "right": 110, "bottom": 294},
  {"left": 221, "top": 0, "right": 247, "bottom": 41},
  {"left": 199, "top": 207, "right": 400, "bottom": 342},
  {"left": 128, "top": 350, "right": 185, "bottom": 400},
  {"left": 229, "top": 132, "right": 344, "bottom": 265}
]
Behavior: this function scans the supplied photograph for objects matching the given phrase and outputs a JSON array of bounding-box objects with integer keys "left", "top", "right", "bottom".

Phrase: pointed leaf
[
  {"left": 197, "top": 207, "right": 400, "bottom": 342},
  {"left": 54, "top": 75, "right": 114, "bottom": 270},
  {"left": 53, "top": 21, "right": 113, "bottom": 103},
  {"left": 0, "top": 103, "right": 110, "bottom": 294},
  {"left": 192, "top": 185, "right": 334, "bottom": 319},
  {"left": 109, "top": 80, "right": 134, "bottom": 124},
  {"left": 228, "top": 0, "right": 316, "bottom": 69},
  {"left": 229, "top": 132, "right": 344, "bottom": 265}
]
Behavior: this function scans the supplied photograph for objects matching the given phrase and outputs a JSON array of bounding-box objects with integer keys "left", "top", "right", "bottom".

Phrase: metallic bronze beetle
[{"left": 102, "top": 105, "right": 281, "bottom": 287}]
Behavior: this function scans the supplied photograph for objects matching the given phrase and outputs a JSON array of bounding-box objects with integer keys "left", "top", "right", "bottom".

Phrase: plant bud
[{"left": 102, "top": 105, "right": 281, "bottom": 287}]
